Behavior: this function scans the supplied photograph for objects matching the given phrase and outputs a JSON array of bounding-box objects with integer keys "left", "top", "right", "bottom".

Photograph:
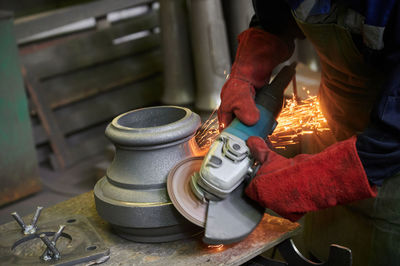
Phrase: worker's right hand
[
  {"left": 217, "top": 27, "right": 291, "bottom": 131},
  {"left": 245, "top": 136, "right": 377, "bottom": 222}
]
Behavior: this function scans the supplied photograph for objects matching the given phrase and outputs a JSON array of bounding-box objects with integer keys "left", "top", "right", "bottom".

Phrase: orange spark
[
  {"left": 194, "top": 93, "right": 329, "bottom": 151},
  {"left": 207, "top": 244, "right": 224, "bottom": 250},
  {"left": 269, "top": 95, "right": 329, "bottom": 149},
  {"left": 195, "top": 109, "right": 220, "bottom": 152},
  {"left": 203, "top": 243, "right": 228, "bottom": 253}
]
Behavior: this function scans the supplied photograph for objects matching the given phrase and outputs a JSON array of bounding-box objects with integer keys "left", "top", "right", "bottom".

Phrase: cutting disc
[{"left": 167, "top": 156, "right": 207, "bottom": 227}]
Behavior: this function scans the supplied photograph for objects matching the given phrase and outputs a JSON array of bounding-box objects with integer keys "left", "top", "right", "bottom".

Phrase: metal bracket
[
  {"left": 277, "top": 239, "right": 352, "bottom": 266},
  {"left": 11, "top": 206, "right": 43, "bottom": 235},
  {"left": 40, "top": 225, "right": 66, "bottom": 261},
  {"left": 245, "top": 255, "right": 288, "bottom": 266},
  {"left": 245, "top": 238, "right": 352, "bottom": 266}
]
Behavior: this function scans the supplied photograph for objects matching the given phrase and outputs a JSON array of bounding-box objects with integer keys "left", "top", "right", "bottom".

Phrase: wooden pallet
[{"left": 19, "top": 0, "right": 163, "bottom": 169}]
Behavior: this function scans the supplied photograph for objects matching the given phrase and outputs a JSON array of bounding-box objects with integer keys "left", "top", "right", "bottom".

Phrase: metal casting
[{"left": 94, "top": 106, "right": 202, "bottom": 242}]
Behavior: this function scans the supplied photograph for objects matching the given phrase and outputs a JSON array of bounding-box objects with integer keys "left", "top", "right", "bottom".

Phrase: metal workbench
[{"left": 0, "top": 191, "right": 300, "bottom": 265}]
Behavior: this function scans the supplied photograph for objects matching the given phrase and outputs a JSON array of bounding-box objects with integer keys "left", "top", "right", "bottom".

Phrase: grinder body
[{"left": 195, "top": 63, "right": 296, "bottom": 200}]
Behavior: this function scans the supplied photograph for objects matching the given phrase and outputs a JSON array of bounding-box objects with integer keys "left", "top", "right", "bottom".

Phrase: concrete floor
[{"left": 0, "top": 154, "right": 109, "bottom": 225}]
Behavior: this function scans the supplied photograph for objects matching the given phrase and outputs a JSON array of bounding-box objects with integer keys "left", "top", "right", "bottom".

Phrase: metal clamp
[
  {"left": 2, "top": 214, "right": 110, "bottom": 265},
  {"left": 11, "top": 206, "right": 43, "bottom": 235},
  {"left": 40, "top": 225, "right": 66, "bottom": 261}
]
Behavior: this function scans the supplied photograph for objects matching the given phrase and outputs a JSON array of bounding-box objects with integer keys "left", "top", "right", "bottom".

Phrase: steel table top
[{"left": 0, "top": 191, "right": 300, "bottom": 265}]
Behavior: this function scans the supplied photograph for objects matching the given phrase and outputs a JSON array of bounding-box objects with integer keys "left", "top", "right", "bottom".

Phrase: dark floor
[{"left": 0, "top": 154, "right": 110, "bottom": 225}]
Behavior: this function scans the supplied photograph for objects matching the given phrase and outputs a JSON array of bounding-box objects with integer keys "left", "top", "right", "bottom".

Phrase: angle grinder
[{"left": 167, "top": 62, "right": 297, "bottom": 244}]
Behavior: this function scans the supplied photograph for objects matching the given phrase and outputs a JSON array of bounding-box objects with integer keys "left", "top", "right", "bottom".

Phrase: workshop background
[{"left": 0, "top": 0, "right": 321, "bottom": 246}]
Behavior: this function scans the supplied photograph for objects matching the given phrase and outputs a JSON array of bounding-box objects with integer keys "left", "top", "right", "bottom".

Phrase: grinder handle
[{"left": 255, "top": 62, "right": 297, "bottom": 119}]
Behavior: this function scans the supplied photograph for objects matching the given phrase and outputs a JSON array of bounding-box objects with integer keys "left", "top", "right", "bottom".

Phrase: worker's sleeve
[
  {"left": 357, "top": 65, "right": 400, "bottom": 186},
  {"left": 356, "top": 2, "right": 400, "bottom": 185},
  {"left": 356, "top": 71, "right": 400, "bottom": 185},
  {"left": 249, "top": 0, "right": 304, "bottom": 62},
  {"left": 250, "top": 0, "right": 293, "bottom": 35}
]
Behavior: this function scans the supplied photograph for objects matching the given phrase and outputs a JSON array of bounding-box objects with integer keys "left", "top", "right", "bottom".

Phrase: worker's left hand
[
  {"left": 245, "top": 136, "right": 377, "bottom": 221},
  {"left": 217, "top": 28, "right": 291, "bottom": 131}
]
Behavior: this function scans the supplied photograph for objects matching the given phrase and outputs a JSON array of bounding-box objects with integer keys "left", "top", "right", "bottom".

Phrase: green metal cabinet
[{"left": 0, "top": 11, "right": 41, "bottom": 206}]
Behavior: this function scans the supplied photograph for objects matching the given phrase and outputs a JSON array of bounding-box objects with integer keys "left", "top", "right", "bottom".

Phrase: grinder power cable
[{"left": 168, "top": 62, "right": 297, "bottom": 244}]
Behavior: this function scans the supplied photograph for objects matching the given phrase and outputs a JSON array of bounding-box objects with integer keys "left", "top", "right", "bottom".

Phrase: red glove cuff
[
  {"left": 217, "top": 28, "right": 290, "bottom": 128},
  {"left": 230, "top": 28, "right": 291, "bottom": 88},
  {"left": 245, "top": 136, "right": 377, "bottom": 222}
]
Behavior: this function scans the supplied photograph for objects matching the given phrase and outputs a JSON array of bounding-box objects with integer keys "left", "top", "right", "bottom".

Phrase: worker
[{"left": 218, "top": 1, "right": 400, "bottom": 265}]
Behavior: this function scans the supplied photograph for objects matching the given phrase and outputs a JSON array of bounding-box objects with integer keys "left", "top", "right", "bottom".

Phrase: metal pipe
[
  {"left": 189, "top": 0, "right": 231, "bottom": 111},
  {"left": 41, "top": 225, "right": 66, "bottom": 260},
  {"left": 222, "top": 0, "right": 254, "bottom": 60},
  {"left": 11, "top": 212, "right": 26, "bottom": 230},
  {"left": 160, "top": 0, "right": 195, "bottom": 105},
  {"left": 30, "top": 206, "right": 43, "bottom": 227},
  {"left": 52, "top": 225, "right": 66, "bottom": 242},
  {"left": 40, "top": 234, "right": 61, "bottom": 261}
]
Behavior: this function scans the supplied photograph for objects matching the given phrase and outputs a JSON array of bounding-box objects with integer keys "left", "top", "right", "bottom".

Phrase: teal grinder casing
[{"left": 196, "top": 62, "right": 297, "bottom": 200}]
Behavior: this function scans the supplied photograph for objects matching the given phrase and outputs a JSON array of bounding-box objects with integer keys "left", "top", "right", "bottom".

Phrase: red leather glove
[
  {"left": 218, "top": 28, "right": 290, "bottom": 130},
  {"left": 245, "top": 136, "right": 377, "bottom": 222}
]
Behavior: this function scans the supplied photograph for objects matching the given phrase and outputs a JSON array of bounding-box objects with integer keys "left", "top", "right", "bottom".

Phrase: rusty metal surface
[{"left": 0, "top": 192, "right": 300, "bottom": 265}]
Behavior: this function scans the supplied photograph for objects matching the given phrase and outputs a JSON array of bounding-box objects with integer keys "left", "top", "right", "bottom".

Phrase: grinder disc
[{"left": 167, "top": 156, "right": 207, "bottom": 227}]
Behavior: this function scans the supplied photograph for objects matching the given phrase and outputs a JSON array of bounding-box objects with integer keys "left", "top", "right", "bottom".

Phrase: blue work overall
[{"left": 293, "top": 7, "right": 400, "bottom": 266}]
